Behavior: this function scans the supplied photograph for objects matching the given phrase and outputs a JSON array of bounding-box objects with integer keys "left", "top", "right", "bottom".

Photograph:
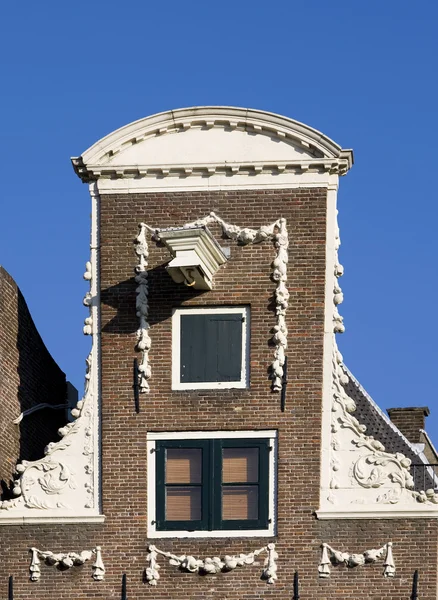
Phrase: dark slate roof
[{"left": 344, "top": 367, "right": 437, "bottom": 492}]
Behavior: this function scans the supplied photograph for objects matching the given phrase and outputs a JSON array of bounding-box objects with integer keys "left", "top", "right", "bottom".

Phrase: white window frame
[
  {"left": 172, "top": 306, "right": 250, "bottom": 390},
  {"left": 147, "top": 429, "right": 277, "bottom": 539}
]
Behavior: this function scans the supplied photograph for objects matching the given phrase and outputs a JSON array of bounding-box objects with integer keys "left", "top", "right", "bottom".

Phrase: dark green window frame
[{"left": 155, "top": 438, "right": 270, "bottom": 532}]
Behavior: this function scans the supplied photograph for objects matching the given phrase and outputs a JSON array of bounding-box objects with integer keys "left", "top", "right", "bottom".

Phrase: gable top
[{"left": 72, "top": 106, "right": 353, "bottom": 182}]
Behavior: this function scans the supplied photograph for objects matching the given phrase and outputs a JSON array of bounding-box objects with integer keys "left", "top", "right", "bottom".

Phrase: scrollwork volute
[
  {"left": 0, "top": 254, "right": 98, "bottom": 516},
  {"left": 328, "top": 203, "right": 438, "bottom": 509}
]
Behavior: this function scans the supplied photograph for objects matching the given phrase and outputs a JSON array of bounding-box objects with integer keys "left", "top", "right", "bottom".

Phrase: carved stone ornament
[
  {"left": 29, "top": 546, "right": 105, "bottom": 581},
  {"left": 0, "top": 240, "right": 98, "bottom": 518},
  {"left": 135, "top": 212, "right": 289, "bottom": 393},
  {"left": 318, "top": 542, "right": 395, "bottom": 578},
  {"left": 326, "top": 204, "right": 438, "bottom": 510},
  {"left": 158, "top": 226, "right": 228, "bottom": 291},
  {"left": 145, "top": 543, "right": 278, "bottom": 585}
]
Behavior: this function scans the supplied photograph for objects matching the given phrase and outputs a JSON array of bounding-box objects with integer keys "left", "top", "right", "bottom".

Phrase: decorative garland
[
  {"left": 146, "top": 543, "right": 278, "bottom": 585},
  {"left": 318, "top": 542, "right": 395, "bottom": 578},
  {"left": 134, "top": 224, "right": 151, "bottom": 393},
  {"left": 29, "top": 546, "right": 105, "bottom": 581},
  {"left": 134, "top": 212, "right": 289, "bottom": 393}
]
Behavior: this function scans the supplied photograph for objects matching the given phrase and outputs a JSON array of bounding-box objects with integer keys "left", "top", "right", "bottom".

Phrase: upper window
[
  {"left": 172, "top": 307, "right": 249, "bottom": 390},
  {"left": 147, "top": 430, "right": 276, "bottom": 538}
]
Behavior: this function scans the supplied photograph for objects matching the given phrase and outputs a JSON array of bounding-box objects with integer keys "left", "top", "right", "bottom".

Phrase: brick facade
[
  {"left": 0, "top": 266, "right": 67, "bottom": 488},
  {"left": 1, "top": 187, "right": 436, "bottom": 600}
]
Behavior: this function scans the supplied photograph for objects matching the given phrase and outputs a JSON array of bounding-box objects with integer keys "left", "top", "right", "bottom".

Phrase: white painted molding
[
  {"left": 0, "top": 183, "right": 101, "bottom": 523},
  {"left": 135, "top": 213, "right": 288, "bottom": 393},
  {"left": 94, "top": 172, "right": 339, "bottom": 194},
  {"left": 317, "top": 508, "right": 438, "bottom": 519},
  {"left": 29, "top": 546, "right": 105, "bottom": 581},
  {"left": 318, "top": 542, "right": 395, "bottom": 578},
  {"left": 146, "top": 543, "right": 278, "bottom": 585},
  {"left": 72, "top": 106, "right": 353, "bottom": 187}
]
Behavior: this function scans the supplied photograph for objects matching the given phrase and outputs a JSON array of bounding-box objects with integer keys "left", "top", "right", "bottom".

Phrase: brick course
[{"left": 0, "top": 189, "right": 436, "bottom": 600}]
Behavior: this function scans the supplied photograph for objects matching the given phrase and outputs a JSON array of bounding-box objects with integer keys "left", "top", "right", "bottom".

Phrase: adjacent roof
[{"left": 344, "top": 367, "right": 437, "bottom": 491}]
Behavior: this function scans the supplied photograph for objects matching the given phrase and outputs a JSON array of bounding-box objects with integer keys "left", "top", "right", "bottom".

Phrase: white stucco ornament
[
  {"left": 318, "top": 542, "right": 395, "bottom": 578},
  {"left": 135, "top": 212, "right": 289, "bottom": 393},
  {"left": 0, "top": 261, "right": 96, "bottom": 514},
  {"left": 320, "top": 187, "right": 438, "bottom": 517},
  {"left": 29, "top": 546, "right": 105, "bottom": 581},
  {"left": 158, "top": 226, "right": 228, "bottom": 290},
  {"left": 0, "top": 184, "right": 101, "bottom": 523},
  {"left": 134, "top": 223, "right": 152, "bottom": 393},
  {"left": 146, "top": 543, "right": 278, "bottom": 585}
]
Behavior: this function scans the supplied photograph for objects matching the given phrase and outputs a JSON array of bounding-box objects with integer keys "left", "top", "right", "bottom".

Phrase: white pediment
[
  {"left": 101, "top": 125, "right": 317, "bottom": 167},
  {"left": 73, "top": 107, "right": 353, "bottom": 184}
]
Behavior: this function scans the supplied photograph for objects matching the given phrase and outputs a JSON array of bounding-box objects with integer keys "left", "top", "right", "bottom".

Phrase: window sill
[
  {"left": 172, "top": 381, "right": 249, "bottom": 391},
  {"left": 148, "top": 527, "right": 275, "bottom": 539},
  {"left": 0, "top": 514, "right": 106, "bottom": 526}
]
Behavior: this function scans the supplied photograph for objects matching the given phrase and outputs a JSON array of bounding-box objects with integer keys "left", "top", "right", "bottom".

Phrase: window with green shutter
[
  {"left": 172, "top": 307, "right": 249, "bottom": 390},
  {"left": 155, "top": 438, "right": 271, "bottom": 532}
]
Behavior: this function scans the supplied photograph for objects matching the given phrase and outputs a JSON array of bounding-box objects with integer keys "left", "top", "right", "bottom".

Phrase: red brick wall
[
  {"left": 388, "top": 407, "right": 429, "bottom": 444},
  {"left": 0, "top": 267, "right": 67, "bottom": 487},
  {"left": 0, "top": 189, "right": 436, "bottom": 600}
]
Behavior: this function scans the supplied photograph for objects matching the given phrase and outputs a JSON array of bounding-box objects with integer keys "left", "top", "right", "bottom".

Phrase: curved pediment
[{"left": 72, "top": 107, "right": 353, "bottom": 182}]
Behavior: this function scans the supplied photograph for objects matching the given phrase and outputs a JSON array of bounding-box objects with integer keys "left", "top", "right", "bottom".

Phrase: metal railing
[
  {"left": 4, "top": 569, "right": 421, "bottom": 599},
  {"left": 411, "top": 463, "right": 438, "bottom": 492}
]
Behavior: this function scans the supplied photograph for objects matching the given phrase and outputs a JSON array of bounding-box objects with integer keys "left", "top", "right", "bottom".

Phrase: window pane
[
  {"left": 180, "top": 313, "right": 243, "bottom": 383},
  {"left": 165, "top": 448, "right": 202, "bottom": 484},
  {"left": 222, "top": 486, "right": 258, "bottom": 520},
  {"left": 166, "top": 487, "right": 202, "bottom": 521},
  {"left": 222, "top": 447, "right": 259, "bottom": 483}
]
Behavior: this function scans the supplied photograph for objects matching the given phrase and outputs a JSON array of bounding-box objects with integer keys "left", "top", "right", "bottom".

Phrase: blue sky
[{"left": 1, "top": 2, "right": 437, "bottom": 438}]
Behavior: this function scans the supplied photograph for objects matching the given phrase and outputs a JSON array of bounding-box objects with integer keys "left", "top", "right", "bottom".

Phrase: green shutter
[{"left": 180, "top": 313, "right": 243, "bottom": 383}]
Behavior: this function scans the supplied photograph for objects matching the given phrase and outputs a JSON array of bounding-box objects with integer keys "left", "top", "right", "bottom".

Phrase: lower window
[{"left": 147, "top": 431, "right": 277, "bottom": 538}]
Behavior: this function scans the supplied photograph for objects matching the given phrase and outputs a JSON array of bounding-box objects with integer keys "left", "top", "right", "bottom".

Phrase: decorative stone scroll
[
  {"left": 135, "top": 212, "right": 289, "bottom": 393},
  {"left": 330, "top": 344, "right": 438, "bottom": 506},
  {"left": 327, "top": 196, "right": 438, "bottom": 510},
  {"left": 0, "top": 260, "right": 97, "bottom": 513},
  {"left": 318, "top": 542, "right": 395, "bottom": 578},
  {"left": 29, "top": 546, "right": 105, "bottom": 581},
  {"left": 145, "top": 543, "right": 278, "bottom": 585}
]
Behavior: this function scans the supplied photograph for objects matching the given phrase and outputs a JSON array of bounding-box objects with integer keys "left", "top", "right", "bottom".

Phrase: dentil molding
[
  {"left": 72, "top": 106, "right": 353, "bottom": 186},
  {"left": 134, "top": 212, "right": 289, "bottom": 393}
]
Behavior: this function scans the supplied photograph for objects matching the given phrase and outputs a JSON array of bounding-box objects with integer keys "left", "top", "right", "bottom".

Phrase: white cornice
[
  {"left": 317, "top": 509, "right": 438, "bottom": 519},
  {"left": 73, "top": 158, "right": 350, "bottom": 182},
  {"left": 71, "top": 106, "right": 353, "bottom": 184}
]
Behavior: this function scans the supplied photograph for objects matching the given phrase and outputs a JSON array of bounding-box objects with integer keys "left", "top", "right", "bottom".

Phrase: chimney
[{"left": 387, "top": 407, "right": 430, "bottom": 444}]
